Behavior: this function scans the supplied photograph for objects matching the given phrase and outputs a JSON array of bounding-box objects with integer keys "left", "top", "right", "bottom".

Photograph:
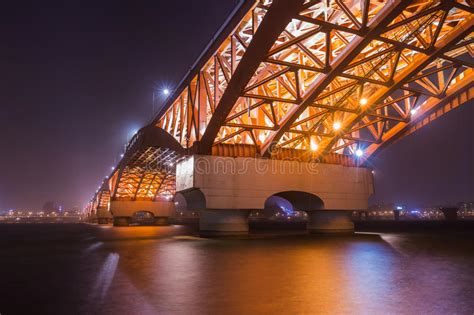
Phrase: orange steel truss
[
  {"left": 109, "top": 147, "right": 178, "bottom": 201},
  {"left": 97, "top": 189, "right": 111, "bottom": 210},
  {"left": 153, "top": 0, "right": 473, "bottom": 161},
  {"left": 89, "top": 125, "right": 184, "bottom": 208},
  {"left": 155, "top": 0, "right": 275, "bottom": 147},
  {"left": 88, "top": 187, "right": 110, "bottom": 215}
]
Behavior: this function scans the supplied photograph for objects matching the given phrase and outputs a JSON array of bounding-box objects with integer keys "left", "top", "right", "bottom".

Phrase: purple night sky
[{"left": 0, "top": 0, "right": 472, "bottom": 211}]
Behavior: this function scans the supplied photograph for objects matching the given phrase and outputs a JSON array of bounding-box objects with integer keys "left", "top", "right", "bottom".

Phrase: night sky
[{"left": 0, "top": 1, "right": 472, "bottom": 211}]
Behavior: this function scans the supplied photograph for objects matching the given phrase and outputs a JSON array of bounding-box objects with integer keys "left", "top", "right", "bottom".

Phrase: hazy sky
[
  {"left": 0, "top": 0, "right": 239, "bottom": 210},
  {"left": 0, "top": 0, "right": 472, "bottom": 211}
]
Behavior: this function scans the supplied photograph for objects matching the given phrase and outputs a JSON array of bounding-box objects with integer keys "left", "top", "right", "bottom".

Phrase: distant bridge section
[{"left": 88, "top": 125, "right": 185, "bottom": 225}]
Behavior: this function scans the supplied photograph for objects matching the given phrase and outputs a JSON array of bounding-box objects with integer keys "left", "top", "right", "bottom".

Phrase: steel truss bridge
[{"left": 87, "top": 0, "right": 473, "bottom": 217}]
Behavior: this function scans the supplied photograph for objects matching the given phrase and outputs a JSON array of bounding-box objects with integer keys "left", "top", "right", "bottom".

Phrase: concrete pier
[
  {"left": 154, "top": 216, "right": 170, "bottom": 226},
  {"left": 113, "top": 216, "right": 131, "bottom": 226},
  {"left": 306, "top": 210, "right": 354, "bottom": 234},
  {"left": 110, "top": 200, "right": 174, "bottom": 226},
  {"left": 96, "top": 208, "right": 113, "bottom": 224},
  {"left": 199, "top": 209, "right": 250, "bottom": 236},
  {"left": 176, "top": 154, "right": 373, "bottom": 235}
]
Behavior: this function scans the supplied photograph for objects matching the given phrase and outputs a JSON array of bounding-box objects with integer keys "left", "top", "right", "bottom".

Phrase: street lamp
[{"left": 152, "top": 88, "right": 171, "bottom": 115}]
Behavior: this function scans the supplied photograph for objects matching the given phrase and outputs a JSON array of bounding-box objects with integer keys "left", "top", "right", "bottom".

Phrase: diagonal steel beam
[
  {"left": 198, "top": 0, "right": 306, "bottom": 154},
  {"left": 261, "top": 0, "right": 413, "bottom": 156},
  {"left": 318, "top": 13, "right": 473, "bottom": 156},
  {"left": 365, "top": 71, "right": 474, "bottom": 160}
]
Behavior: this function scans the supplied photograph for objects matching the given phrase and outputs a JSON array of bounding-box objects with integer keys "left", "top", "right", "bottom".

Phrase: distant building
[{"left": 42, "top": 201, "right": 59, "bottom": 214}]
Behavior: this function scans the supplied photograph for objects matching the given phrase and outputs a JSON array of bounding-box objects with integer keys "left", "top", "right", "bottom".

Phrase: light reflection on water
[
  {"left": 89, "top": 253, "right": 119, "bottom": 301},
  {"left": 0, "top": 224, "right": 473, "bottom": 314}
]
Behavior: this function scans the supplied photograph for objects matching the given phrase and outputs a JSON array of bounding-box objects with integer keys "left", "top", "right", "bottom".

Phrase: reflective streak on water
[{"left": 0, "top": 224, "right": 473, "bottom": 315}]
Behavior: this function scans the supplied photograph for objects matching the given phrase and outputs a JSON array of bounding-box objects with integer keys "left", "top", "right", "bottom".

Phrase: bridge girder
[
  {"left": 104, "top": 126, "right": 184, "bottom": 203},
  {"left": 153, "top": 0, "right": 473, "bottom": 161},
  {"left": 365, "top": 80, "right": 474, "bottom": 158},
  {"left": 110, "top": 147, "right": 178, "bottom": 201}
]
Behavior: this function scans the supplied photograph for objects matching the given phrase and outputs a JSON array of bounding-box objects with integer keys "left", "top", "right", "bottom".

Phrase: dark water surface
[{"left": 0, "top": 224, "right": 473, "bottom": 315}]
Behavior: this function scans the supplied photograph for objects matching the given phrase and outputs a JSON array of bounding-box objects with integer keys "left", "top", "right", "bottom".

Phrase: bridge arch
[
  {"left": 132, "top": 210, "right": 155, "bottom": 225},
  {"left": 108, "top": 124, "right": 185, "bottom": 202},
  {"left": 265, "top": 191, "right": 325, "bottom": 214},
  {"left": 174, "top": 189, "right": 207, "bottom": 212}
]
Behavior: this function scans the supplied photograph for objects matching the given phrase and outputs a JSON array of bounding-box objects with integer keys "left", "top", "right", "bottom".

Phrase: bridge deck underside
[{"left": 111, "top": 147, "right": 178, "bottom": 202}]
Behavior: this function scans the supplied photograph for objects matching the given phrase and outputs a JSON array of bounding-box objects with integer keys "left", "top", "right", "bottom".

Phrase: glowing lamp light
[
  {"left": 258, "top": 133, "right": 266, "bottom": 143},
  {"left": 359, "top": 98, "right": 368, "bottom": 106},
  {"left": 120, "top": 153, "right": 124, "bottom": 158},
  {"left": 355, "top": 149, "right": 364, "bottom": 157},
  {"left": 333, "top": 121, "right": 341, "bottom": 131},
  {"left": 163, "top": 88, "right": 170, "bottom": 96},
  {"left": 111, "top": 166, "right": 115, "bottom": 170},
  {"left": 310, "top": 142, "right": 318, "bottom": 151},
  {"left": 128, "top": 128, "right": 139, "bottom": 139},
  {"left": 410, "top": 108, "right": 418, "bottom": 115}
]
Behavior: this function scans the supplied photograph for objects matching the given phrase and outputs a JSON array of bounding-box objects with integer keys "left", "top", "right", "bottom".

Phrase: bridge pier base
[
  {"left": 306, "top": 210, "right": 354, "bottom": 234},
  {"left": 109, "top": 200, "right": 174, "bottom": 227},
  {"left": 97, "top": 208, "right": 112, "bottom": 224},
  {"left": 113, "top": 216, "right": 131, "bottom": 226},
  {"left": 97, "top": 218, "right": 109, "bottom": 224},
  {"left": 154, "top": 216, "right": 169, "bottom": 226},
  {"left": 199, "top": 209, "right": 250, "bottom": 237},
  {"left": 89, "top": 215, "right": 98, "bottom": 224}
]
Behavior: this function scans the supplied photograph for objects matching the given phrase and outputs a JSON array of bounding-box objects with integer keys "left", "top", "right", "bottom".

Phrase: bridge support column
[
  {"left": 109, "top": 200, "right": 174, "bottom": 226},
  {"left": 305, "top": 210, "right": 354, "bottom": 234},
  {"left": 154, "top": 216, "right": 169, "bottom": 226},
  {"left": 97, "top": 208, "right": 113, "bottom": 224},
  {"left": 89, "top": 213, "right": 98, "bottom": 223},
  {"left": 176, "top": 155, "right": 373, "bottom": 236},
  {"left": 97, "top": 218, "right": 108, "bottom": 224},
  {"left": 113, "top": 216, "right": 131, "bottom": 226},
  {"left": 199, "top": 210, "right": 250, "bottom": 237}
]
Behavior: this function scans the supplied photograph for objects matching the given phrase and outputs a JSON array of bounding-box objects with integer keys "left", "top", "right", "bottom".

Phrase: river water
[{"left": 0, "top": 223, "right": 473, "bottom": 314}]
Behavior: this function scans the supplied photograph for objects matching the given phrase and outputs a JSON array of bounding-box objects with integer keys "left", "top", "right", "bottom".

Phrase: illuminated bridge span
[
  {"left": 89, "top": 126, "right": 184, "bottom": 225},
  {"left": 88, "top": 0, "right": 473, "bottom": 234}
]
